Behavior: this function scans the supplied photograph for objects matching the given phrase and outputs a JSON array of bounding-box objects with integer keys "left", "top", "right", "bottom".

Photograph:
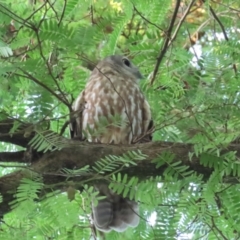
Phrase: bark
[
  {"left": 0, "top": 151, "right": 26, "bottom": 162},
  {"left": 0, "top": 118, "right": 34, "bottom": 148},
  {"left": 0, "top": 118, "right": 239, "bottom": 217}
]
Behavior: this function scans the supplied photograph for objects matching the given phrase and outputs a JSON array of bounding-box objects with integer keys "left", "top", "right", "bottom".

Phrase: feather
[{"left": 71, "top": 55, "right": 153, "bottom": 232}]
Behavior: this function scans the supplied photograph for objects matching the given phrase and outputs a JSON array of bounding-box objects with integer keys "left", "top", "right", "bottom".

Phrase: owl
[
  {"left": 71, "top": 55, "right": 152, "bottom": 144},
  {"left": 71, "top": 55, "right": 152, "bottom": 232}
]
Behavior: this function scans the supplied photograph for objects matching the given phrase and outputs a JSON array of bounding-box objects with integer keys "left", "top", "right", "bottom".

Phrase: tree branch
[
  {"left": 170, "top": 0, "right": 196, "bottom": 45},
  {"left": 208, "top": 5, "right": 237, "bottom": 75},
  {"left": 209, "top": 6, "right": 229, "bottom": 41},
  {"left": 58, "top": 0, "right": 67, "bottom": 27},
  {"left": 0, "top": 151, "right": 26, "bottom": 163},
  {"left": 1, "top": 139, "right": 240, "bottom": 216},
  {"left": 0, "top": 3, "right": 33, "bottom": 28},
  {"left": 0, "top": 118, "right": 33, "bottom": 148},
  {"left": 150, "top": 0, "right": 181, "bottom": 85},
  {"left": 133, "top": 6, "right": 164, "bottom": 32},
  {"left": 16, "top": 70, "right": 69, "bottom": 107}
]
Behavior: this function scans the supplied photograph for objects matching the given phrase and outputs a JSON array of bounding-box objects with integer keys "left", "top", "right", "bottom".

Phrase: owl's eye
[{"left": 122, "top": 58, "right": 131, "bottom": 67}]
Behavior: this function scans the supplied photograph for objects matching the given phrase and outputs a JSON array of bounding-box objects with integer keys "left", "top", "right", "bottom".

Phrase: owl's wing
[
  {"left": 70, "top": 90, "right": 85, "bottom": 140},
  {"left": 133, "top": 97, "right": 154, "bottom": 143},
  {"left": 143, "top": 98, "right": 154, "bottom": 136}
]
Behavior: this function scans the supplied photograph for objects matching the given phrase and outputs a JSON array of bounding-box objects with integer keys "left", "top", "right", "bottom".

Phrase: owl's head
[{"left": 97, "top": 55, "right": 143, "bottom": 81}]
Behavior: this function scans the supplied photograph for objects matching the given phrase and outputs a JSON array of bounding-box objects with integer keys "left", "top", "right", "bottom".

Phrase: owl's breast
[{"left": 81, "top": 73, "right": 148, "bottom": 144}]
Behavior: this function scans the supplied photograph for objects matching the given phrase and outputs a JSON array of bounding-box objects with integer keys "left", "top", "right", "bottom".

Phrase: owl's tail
[{"left": 91, "top": 184, "right": 139, "bottom": 232}]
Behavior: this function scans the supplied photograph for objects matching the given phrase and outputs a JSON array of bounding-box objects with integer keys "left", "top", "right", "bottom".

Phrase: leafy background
[{"left": 1, "top": 0, "right": 240, "bottom": 239}]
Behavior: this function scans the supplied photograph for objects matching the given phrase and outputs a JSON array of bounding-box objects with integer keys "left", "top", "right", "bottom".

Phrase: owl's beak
[{"left": 137, "top": 71, "right": 144, "bottom": 80}]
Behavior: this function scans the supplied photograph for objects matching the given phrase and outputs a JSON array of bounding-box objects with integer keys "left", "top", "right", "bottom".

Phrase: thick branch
[
  {"left": 1, "top": 140, "right": 240, "bottom": 216},
  {"left": 0, "top": 151, "right": 26, "bottom": 162},
  {"left": 0, "top": 118, "right": 33, "bottom": 148}
]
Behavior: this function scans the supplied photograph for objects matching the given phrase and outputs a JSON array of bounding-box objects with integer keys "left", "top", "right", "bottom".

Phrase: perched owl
[
  {"left": 71, "top": 55, "right": 152, "bottom": 232},
  {"left": 71, "top": 55, "right": 152, "bottom": 144}
]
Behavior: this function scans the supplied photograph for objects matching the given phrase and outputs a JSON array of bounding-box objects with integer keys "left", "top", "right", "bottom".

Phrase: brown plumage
[
  {"left": 72, "top": 55, "right": 152, "bottom": 144},
  {"left": 92, "top": 184, "right": 139, "bottom": 232},
  {"left": 71, "top": 55, "right": 152, "bottom": 232}
]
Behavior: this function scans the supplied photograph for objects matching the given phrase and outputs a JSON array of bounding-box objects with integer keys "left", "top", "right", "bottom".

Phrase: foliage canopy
[{"left": 1, "top": 0, "right": 240, "bottom": 239}]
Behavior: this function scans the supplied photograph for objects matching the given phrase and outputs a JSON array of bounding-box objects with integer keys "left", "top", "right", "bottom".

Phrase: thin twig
[
  {"left": 0, "top": 4, "right": 33, "bottom": 28},
  {"left": 209, "top": 6, "right": 229, "bottom": 41},
  {"left": 211, "top": 0, "right": 240, "bottom": 13},
  {"left": 9, "top": 42, "right": 40, "bottom": 58},
  {"left": 58, "top": 0, "right": 67, "bottom": 26},
  {"left": 90, "top": 5, "right": 94, "bottom": 24},
  {"left": 60, "top": 119, "right": 71, "bottom": 136},
  {"left": 209, "top": 6, "right": 238, "bottom": 75},
  {"left": 133, "top": 6, "right": 165, "bottom": 32},
  {"left": 23, "top": 1, "right": 48, "bottom": 25},
  {"left": 183, "top": 18, "right": 210, "bottom": 49},
  {"left": 46, "top": 0, "right": 59, "bottom": 21},
  {"left": 16, "top": 71, "right": 68, "bottom": 106},
  {"left": 32, "top": 21, "right": 71, "bottom": 109},
  {"left": 170, "top": 0, "right": 196, "bottom": 45},
  {"left": 150, "top": 0, "right": 181, "bottom": 85},
  {"left": 211, "top": 217, "right": 228, "bottom": 240}
]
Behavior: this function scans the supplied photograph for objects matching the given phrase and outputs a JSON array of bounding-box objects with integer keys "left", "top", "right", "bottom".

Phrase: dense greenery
[{"left": 1, "top": 0, "right": 240, "bottom": 239}]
